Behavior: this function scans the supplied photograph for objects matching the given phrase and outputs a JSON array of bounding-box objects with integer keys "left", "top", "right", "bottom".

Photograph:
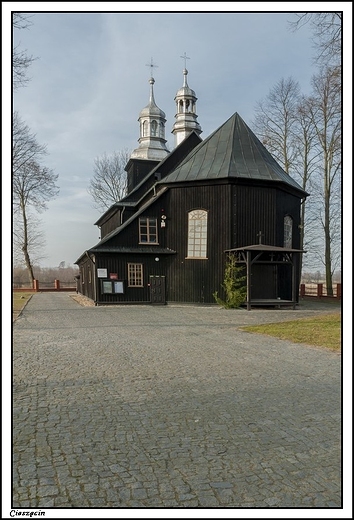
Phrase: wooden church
[{"left": 75, "top": 64, "right": 307, "bottom": 308}]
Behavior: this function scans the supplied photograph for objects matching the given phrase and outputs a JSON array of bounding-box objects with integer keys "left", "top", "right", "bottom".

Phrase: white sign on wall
[
  {"left": 97, "top": 268, "right": 108, "bottom": 278},
  {"left": 114, "top": 281, "right": 124, "bottom": 294}
]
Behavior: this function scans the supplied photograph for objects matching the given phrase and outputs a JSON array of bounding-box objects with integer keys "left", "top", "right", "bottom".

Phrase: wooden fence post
[
  {"left": 336, "top": 283, "right": 341, "bottom": 300},
  {"left": 33, "top": 279, "right": 39, "bottom": 292},
  {"left": 300, "top": 284, "right": 305, "bottom": 297},
  {"left": 317, "top": 283, "right": 323, "bottom": 298},
  {"left": 54, "top": 279, "right": 60, "bottom": 290}
]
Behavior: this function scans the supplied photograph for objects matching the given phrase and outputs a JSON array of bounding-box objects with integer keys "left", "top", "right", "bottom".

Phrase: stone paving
[{"left": 12, "top": 293, "right": 341, "bottom": 509}]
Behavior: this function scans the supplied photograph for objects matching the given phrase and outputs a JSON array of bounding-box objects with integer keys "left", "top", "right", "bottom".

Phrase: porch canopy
[{"left": 225, "top": 244, "right": 305, "bottom": 310}]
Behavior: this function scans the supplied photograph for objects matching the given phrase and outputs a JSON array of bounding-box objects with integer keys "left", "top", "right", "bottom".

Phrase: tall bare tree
[
  {"left": 13, "top": 112, "right": 59, "bottom": 283},
  {"left": 253, "top": 77, "right": 301, "bottom": 174},
  {"left": 289, "top": 12, "right": 342, "bottom": 66},
  {"left": 13, "top": 212, "right": 47, "bottom": 272},
  {"left": 88, "top": 150, "right": 130, "bottom": 212},
  {"left": 306, "top": 66, "right": 341, "bottom": 295},
  {"left": 291, "top": 95, "right": 321, "bottom": 276},
  {"left": 253, "top": 78, "right": 312, "bottom": 277},
  {"left": 13, "top": 12, "right": 36, "bottom": 90}
]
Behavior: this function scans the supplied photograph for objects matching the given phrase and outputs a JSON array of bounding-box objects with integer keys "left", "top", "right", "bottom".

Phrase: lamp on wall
[{"left": 155, "top": 257, "right": 160, "bottom": 262}]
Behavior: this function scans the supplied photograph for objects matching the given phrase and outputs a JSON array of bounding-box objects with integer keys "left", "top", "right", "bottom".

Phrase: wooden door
[{"left": 149, "top": 275, "right": 166, "bottom": 304}]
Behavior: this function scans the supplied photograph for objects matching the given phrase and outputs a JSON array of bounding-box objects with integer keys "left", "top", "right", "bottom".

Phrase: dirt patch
[{"left": 69, "top": 294, "right": 95, "bottom": 307}]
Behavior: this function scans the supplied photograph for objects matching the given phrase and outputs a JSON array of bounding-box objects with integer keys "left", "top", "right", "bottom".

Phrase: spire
[
  {"left": 146, "top": 58, "right": 158, "bottom": 105},
  {"left": 130, "top": 59, "right": 169, "bottom": 162},
  {"left": 149, "top": 77, "right": 156, "bottom": 105},
  {"left": 172, "top": 54, "right": 202, "bottom": 148}
]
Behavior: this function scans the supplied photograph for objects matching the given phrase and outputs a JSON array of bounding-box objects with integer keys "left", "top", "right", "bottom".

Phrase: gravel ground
[{"left": 12, "top": 292, "right": 342, "bottom": 511}]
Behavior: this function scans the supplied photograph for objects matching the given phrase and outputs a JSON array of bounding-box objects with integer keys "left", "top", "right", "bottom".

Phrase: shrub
[{"left": 213, "top": 254, "right": 247, "bottom": 309}]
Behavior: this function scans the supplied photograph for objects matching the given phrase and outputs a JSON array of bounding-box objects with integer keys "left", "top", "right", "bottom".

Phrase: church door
[{"left": 149, "top": 275, "right": 166, "bottom": 304}]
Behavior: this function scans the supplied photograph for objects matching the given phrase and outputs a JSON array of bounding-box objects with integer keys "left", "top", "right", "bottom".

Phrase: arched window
[
  {"left": 151, "top": 120, "right": 157, "bottom": 136},
  {"left": 284, "top": 215, "right": 293, "bottom": 248},
  {"left": 187, "top": 209, "right": 208, "bottom": 258},
  {"left": 159, "top": 121, "right": 165, "bottom": 138},
  {"left": 142, "top": 120, "right": 147, "bottom": 137}
]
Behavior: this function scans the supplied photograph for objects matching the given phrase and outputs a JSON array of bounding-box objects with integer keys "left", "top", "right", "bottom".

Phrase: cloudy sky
[{"left": 5, "top": 3, "right": 349, "bottom": 269}]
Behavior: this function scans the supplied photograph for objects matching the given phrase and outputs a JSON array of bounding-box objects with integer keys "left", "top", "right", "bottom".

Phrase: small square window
[{"left": 139, "top": 218, "right": 158, "bottom": 244}]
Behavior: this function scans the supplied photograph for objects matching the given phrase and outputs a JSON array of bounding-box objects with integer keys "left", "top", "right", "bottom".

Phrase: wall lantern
[{"left": 155, "top": 257, "right": 160, "bottom": 262}]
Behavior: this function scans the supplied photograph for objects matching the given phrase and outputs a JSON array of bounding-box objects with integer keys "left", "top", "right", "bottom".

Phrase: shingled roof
[{"left": 160, "top": 112, "right": 307, "bottom": 195}]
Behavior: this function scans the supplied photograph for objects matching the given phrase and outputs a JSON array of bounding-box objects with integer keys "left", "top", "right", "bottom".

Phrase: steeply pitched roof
[{"left": 160, "top": 112, "right": 307, "bottom": 195}]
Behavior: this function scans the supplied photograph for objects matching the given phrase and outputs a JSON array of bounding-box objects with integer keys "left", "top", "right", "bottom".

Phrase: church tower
[
  {"left": 172, "top": 53, "right": 202, "bottom": 147},
  {"left": 126, "top": 60, "right": 169, "bottom": 193}
]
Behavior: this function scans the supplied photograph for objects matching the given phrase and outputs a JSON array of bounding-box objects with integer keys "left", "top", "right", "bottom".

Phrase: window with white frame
[
  {"left": 128, "top": 263, "right": 143, "bottom": 287},
  {"left": 284, "top": 215, "right": 293, "bottom": 248},
  {"left": 139, "top": 217, "right": 158, "bottom": 244},
  {"left": 187, "top": 209, "right": 208, "bottom": 258}
]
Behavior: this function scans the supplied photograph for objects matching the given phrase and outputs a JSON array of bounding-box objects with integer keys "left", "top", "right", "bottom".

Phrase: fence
[
  {"left": 13, "top": 280, "right": 76, "bottom": 292},
  {"left": 299, "top": 283, "right": 341, "bottom": 300},
  {"left": 13, "top": 280, "right": 342, "bottom": 300}
]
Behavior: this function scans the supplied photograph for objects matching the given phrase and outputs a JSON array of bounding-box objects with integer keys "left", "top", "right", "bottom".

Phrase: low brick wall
[
  {"left": 13, "top": 280, "right": 76, "bottom": 292},
  {"left": 299, "top": 283, "right": 341, "bottom": 300}
]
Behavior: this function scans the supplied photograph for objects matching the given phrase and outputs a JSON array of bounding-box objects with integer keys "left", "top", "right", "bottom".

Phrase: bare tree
[
  {"left": 88, "top": 150, "right": 130, "bottom": 211},
  {"left": 306, "top": 66, "right": 341, "bottom": 295},
  {"left": 292, "top": 95, "right": 321, "bottom": 275},
  {"left": 13, "top": 112, "right": 59, "bottom": 283},
  {"left": 253, "top": 78, "right": 312, "bottom": 277},
  {"left": 13, "top": 13, "right": 36, "bottom": 90},
  {"left": 13, "top": 111, "right": 46, "bottom": 175},
  {"left": 13, "top": 211, "right": 47, "bottom": 272},
  {"left": 289, "top": 12, "right": 342, "bottom": 66},
  {"left": 253, "top": 77, "right": 301, "bottom": 174}
]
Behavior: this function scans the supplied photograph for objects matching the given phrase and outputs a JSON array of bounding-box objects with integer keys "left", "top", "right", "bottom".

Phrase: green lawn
[{"left": 240, "top": 313, "right": 341, "bottom": 351}]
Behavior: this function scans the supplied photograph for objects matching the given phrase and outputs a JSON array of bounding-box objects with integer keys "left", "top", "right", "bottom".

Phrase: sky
[{"left": 4, "top": 2, "right": 351, "bottom": 271}]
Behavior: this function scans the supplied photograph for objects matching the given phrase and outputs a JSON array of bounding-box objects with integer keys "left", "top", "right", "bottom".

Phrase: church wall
[
  {"left": 78, "top": 255, "right": 95, "bottom": 301},
  {"left": 275, "top": 189, "right": 303, "bottom": 301},
  {"left": 80, "top": 180, "right": 304, "bottom": 305},
  {"left": 93, "top": 253, "right": 171, "bottom": 304},
  {"left": 126, "top": 159, "right": 160, "bottom": 194},
  {"left": 100, "top": 210, "right": 121, "bottom": 238},
  {"left": 275, "top": 190, "right": 302, "bottom": 249},
  {"left": 162, "top": 183, "right": 232, "bottom": 303},
  {"left": 231, "top": 184, "right": 276, "bottom": 247}
]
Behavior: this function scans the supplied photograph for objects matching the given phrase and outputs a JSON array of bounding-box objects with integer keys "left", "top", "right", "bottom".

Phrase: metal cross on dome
[
  {"left": 180, "top": 52, "right": 190, "bottom": 68},
  {"left": 146, "top": 57, "right": 158, "bottom": 78},
  {"left": 257, "top": 230, "right": 264, "bottom": 244}
]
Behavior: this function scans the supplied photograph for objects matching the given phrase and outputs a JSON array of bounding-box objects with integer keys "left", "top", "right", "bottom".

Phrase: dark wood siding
[
  {"left": 163, "top": 183, "right": 232, "bottom": 303},
  {"left": 275, "top": 190, "right": 302, "bottom": 249},
  {"left": 232, "top": 184, "right": 276, "bottom": 247},
  {"left": 79, "top": 255, "right": 95, "bottom": 300},
  {"left": 78, "top": 179, "right": 304, "bottom": 305},
  {"left": 126, "top": 159, "right": 160, "bottom": 194},
  {"left": 100, "top": 210, "right": 121, "bottom": 238},
  {"left": 93, "top": 253, "right": 172, "bottom": 304},
  {"left": 275, "top": 190, "right": 302, "bottom": 301},
  {"left": 106, "top": 198, "right": 169, "bottom": 249}
]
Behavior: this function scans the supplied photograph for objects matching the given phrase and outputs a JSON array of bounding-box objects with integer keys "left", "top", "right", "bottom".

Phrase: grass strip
[
  {"left": 13, "top": 292, "right": 33, "bottom": 314},
  {"left": 240, "top": 313, "right": 341, "bottom": 350}
]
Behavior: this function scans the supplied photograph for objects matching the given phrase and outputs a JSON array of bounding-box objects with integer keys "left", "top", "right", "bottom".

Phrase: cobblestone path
[{"left": 12, "top": 293, "right": 341, "bottom": 509}]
